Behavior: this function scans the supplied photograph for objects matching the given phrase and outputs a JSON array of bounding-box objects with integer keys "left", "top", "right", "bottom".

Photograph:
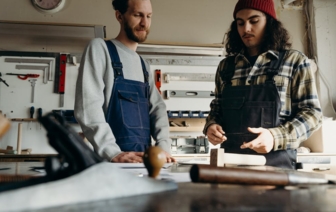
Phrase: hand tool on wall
[
  {"left": 37, "top": 108, "right": 42, "bottom": 129},
  {"left": 28, "top": 79, "right": 37, "bottom": 103},
  {"left": 29, "top": 106, "right": 35, "bottom": 130},
  {"left": 37, "top": 108, "right": 42, "bottom": 118},
  {"left": 58, "top": 54, "right": 67, "bottom": 107},
  {"left": 164, "top": 73, "right": 215, "bottom": 83},
  {"left": 16, "top": 65, "right": 48, "bottom": 84},
  {"left": 6, "top": 73, "right": 39, "bottom": 80},
  {"left": 165, "top": 90, "right": 214, "bottom": 99},
  {"left": 5, "top": 58, "right": 54, "bottom": 81},
  {"left": 155, "top": 69, "right": 161, "bottom": 94},
  {"left": 0, "top": 73, "right": 9, "bottom": 87},
  {"left": 190, "top": 164, "right": 336, "bottom": 186},
  {"left": 30, "top": 106, "right": 35, "bottom": 118}
]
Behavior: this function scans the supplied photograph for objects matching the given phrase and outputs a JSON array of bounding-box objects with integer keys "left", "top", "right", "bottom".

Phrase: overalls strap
[
  {"left": 105, "top": 40, "right": 124, "bottom": 77},
  {"left": 105, "top": 40, "right": 149, "bottom": 84}
]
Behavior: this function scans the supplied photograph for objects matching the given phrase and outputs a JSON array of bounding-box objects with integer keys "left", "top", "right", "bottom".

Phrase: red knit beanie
[{"left": 233, "top": 0, "right": 277, "bottom": 20}]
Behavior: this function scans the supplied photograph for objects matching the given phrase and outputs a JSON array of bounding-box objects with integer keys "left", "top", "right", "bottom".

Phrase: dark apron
[
  {"left": 219, "top": 52, "right": 297, "bottom": 169},
  {"left": 104, "top": 41, "right": 151, "bottom": 152}
]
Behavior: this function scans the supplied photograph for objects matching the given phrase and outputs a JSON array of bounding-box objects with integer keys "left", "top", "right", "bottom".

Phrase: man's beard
[{"left": 124, "top": 21, "right": 150, "bottom": 43}]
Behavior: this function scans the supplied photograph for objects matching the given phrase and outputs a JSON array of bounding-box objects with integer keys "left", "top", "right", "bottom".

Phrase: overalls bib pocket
[
  {"left": 119, "top": 90, "right": 142, "bottom": 128},
  {"left": 243, "top": 101, "right": 276, "bottom": 129},
  {"left": 221, "top": 97, "right": 245, "bottom": 133}
]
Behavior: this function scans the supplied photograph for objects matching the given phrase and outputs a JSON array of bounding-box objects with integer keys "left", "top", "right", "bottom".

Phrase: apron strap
[
  {"left": 105, "top": 40, "right": 149, "bottom": 84},
  {"left": 105, "top": 40, "right": 124, "bottom": 78},
  {"left": 140, "top": 57, "right": 149, "bottom": 83}
]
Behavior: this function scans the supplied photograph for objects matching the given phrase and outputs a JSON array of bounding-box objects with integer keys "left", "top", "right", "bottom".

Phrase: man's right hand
[
  {"left": 206, "top": 124, "right": 226, "bottom": 145},
  {"left": 111, "top": 152, "right": 144, "bottom": 163}
]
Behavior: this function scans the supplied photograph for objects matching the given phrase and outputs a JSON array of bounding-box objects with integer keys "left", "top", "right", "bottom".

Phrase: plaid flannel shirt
[{"left": 204, "top": 49, "right": 322, "bottom": 151}]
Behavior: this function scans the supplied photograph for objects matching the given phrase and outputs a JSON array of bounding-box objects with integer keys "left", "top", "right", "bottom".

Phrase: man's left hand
[{"left": 240, "top": 127, "right": 274, "bottom": 153}]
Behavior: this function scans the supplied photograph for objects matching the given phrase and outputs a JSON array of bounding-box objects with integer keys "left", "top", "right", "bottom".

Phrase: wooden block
[
  {"left": 210, "top": 148, "right": 225, "bottom": 167},
  {"left": 210, "top": 148, "right": 266, "bottom": 166},
  {"left": 6, "top": 146, "right": 13, "bottom": 150}
]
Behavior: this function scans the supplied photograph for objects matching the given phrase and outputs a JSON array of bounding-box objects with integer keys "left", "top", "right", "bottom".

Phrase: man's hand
[
  {"left": 164, "top": 151, "right": 176, "bottom": 163},
  {"left": 111, "top": 152, "right": 144, "bottom": 163},
  {"left": 240, "top": 127, "right": 274, "bottom": 153},
  {"left": 206, "top": 124, "right": 227, "bottom": 145}
]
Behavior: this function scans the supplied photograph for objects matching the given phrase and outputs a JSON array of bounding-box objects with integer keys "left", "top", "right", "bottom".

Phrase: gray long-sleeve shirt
[{"left": 74, "top": 38, "right": 171, "bottom": 160}]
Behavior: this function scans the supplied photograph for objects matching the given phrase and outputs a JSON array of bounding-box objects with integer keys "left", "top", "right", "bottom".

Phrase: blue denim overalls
[
  {"left": 104, "top": 41, "right": 151, "bottom": 152},
  {"left": 219, "top": 51, "right": 297, "bottom": 169}
]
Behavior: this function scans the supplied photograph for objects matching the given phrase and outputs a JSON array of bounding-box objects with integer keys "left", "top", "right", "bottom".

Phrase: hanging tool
[
  {"left": 16, "top": 65, "right": 48, "bottom": 84},
  {"left": 58, "top": 54, "right": 67, "bottom": 107},
  {"left": 29, "top": 79, "right": 37, "bottom": 103},
  {"left": 37, "top": 108, "right": 42, "bottom": 129},
  {"left": 0, "top": 73, "right": 9, "bottom": 87},
  {"left": 5, "top": 58, "right": 54, "bottom": 81},
  {"left": 37, "top": 108, "right": 42, "bottom": 118},
  {"left": 155, "top": 69, "right": 161, "bottom": 94},
  {"left": 30, "top": 106, "right": 35, "bottom": 119},
  {"left": 28, "top": 106, "right": 35, "bottom": 130},
  {"left": 6, "top": 73, "right": 39, "bottom": 80},
  {"left": 164, "top": 73, "right": 215, "bottom": 83},
  {"left": 165, "top": 90, "right": 214, "bottom": 99}
]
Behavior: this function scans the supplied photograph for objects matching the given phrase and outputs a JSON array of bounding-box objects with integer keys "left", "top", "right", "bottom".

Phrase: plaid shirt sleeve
[{"left": 269, "top": 53, "right": 322, "bottom": 151}]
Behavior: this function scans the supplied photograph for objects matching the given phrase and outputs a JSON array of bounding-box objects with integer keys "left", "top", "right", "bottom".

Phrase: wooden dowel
[{"left": 17, "top": 123, "right": 22, "bottom": 155}]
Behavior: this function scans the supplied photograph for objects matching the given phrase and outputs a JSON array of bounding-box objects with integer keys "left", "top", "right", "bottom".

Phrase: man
[
  {"left": 75, "top": 0, "right": 175, "bottom": 163},
  {"left": 204, "top": 0, "right": 322, "bottom": 168}
]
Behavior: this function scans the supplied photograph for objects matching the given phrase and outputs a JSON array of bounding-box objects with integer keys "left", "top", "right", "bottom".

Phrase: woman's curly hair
[{"left": 225, "top": 15, "right": 292, "bottom": 56}]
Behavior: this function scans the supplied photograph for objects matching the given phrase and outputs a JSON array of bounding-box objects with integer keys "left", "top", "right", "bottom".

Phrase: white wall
[
  {"left": 0, "top": 0, "right": 306, "bottom": 50},
  {"left": 313, "top": 0, "right": 336, "bottom": 118}
]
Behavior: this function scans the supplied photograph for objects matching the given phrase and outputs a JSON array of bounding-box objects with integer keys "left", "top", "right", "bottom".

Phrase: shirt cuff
[{"left": 268, "top": 127, "right": 289, "bottom": 151}]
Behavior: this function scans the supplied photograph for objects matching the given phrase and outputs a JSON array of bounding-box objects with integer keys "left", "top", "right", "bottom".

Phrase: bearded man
[{"left": 75, "top": 0, "right": 174, "bottom": 163}]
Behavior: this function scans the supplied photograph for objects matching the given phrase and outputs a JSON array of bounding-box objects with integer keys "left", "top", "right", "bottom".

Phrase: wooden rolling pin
[{"left": 190, "top": 164, "right": 333, "bottom": 186}]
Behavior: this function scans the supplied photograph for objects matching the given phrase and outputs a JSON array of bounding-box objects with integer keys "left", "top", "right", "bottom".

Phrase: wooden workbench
[{"left": 0, "top": 162, "right": 336, "bottom": 212}]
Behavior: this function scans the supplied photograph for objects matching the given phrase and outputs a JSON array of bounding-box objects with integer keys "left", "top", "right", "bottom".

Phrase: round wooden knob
[{"left": 143, "top": 146, "right": 166, "bottom": 178}]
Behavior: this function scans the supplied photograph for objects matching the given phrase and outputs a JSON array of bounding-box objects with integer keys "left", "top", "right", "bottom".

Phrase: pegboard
[{"left": 0, "top": 51, "right": 80, "bottom": 153}]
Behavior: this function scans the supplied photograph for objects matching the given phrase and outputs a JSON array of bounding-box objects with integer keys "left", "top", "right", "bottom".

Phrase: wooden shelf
[
  {"left": 169, "top": 127, "right": 203, "bottom": 132},
  {"left": 169, "top": 118, "right": 205, "bottom": 132},
  {"left": 0, "top": 154, "right": 56, "bottom": 162}
]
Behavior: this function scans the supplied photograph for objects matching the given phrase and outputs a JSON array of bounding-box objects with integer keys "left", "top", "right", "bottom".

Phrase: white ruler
[{"left": 164, "top": 73, "right": 215, "bottom": 83}]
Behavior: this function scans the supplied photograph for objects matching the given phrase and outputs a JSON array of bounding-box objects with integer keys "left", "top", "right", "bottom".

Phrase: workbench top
[{"left": 1, "top": 161, "right": 336, "bottom": 212}]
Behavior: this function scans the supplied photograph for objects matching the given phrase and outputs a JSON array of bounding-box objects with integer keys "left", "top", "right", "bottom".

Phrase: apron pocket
[
  {"left": 118, "top": 90, "right": 142, "bottom": 128},
  {"left": 243, "top": 101, "right": 276, "bottom": 129},
  {"left": 221, "top": 97, "right": 245, "bottom": 133}
]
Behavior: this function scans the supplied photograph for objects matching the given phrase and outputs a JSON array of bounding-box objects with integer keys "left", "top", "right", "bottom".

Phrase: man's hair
[
  {"left": 112, "top": 0, "right": 129, "bottom": 14},
  {"left": 225, "top": 15, "right": 292, "bottom": 56}
]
